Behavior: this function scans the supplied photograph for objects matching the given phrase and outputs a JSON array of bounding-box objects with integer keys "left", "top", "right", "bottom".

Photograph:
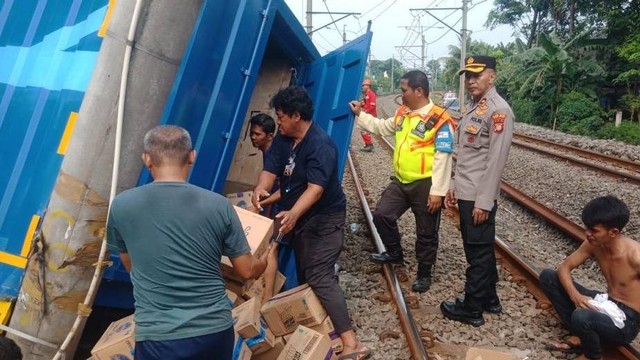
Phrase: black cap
[{"left": 457, "top": 55, "right": 497, "bottom": 76}]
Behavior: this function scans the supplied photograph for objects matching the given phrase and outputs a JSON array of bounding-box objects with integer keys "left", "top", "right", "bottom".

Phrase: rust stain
[
  {"left": 55, "top": 172, "right": 108, "bottom": 207},
  {"left": 59, "top": 240, "right": 102, "bottom": 269},
  {"left": 51, "top": 290, "right": 87, "bottom": 311},
  {"left": 84, "top": 218, "right": 107, "bottom": 238}
]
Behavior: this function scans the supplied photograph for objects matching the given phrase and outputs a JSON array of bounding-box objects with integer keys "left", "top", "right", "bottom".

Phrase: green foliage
[
  {"left": 596, "top": 122, "right": 640, "bottom": 145},
  {"left": 556, "top": 91, "right": 604, "bottom": 134},
  {"left": 512, "top": 98, "right": 536, "bottom": 124},
  {"left": 369, "top": 58, "right": 406, "bottom": 95}
]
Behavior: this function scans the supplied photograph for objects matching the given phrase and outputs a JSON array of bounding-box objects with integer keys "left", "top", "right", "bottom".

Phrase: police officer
[
  {"left": 440, "top": 56, "right": 514, "bottom": 326},
  {"left": 349, "top": 70, "right": 456, "bottom": 293}
]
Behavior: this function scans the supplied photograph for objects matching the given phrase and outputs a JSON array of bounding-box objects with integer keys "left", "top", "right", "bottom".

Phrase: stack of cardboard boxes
[{"left": 91, "top": 205, "right": 342, "bottom": 360}]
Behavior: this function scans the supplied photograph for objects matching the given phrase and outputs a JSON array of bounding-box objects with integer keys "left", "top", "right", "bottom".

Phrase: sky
[{"left": 283, "top": 0, "right": 517, "bottom": 68}]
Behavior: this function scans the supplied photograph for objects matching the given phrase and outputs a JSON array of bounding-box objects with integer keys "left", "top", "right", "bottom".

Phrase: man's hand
[
  {"left": 445, "top": 189, "right": 457, "bottom": 208},
  {"left": 572, "top": 293, "right": 596, "bottom": 310},
  {"left": 349, "top": 100, "right": 362, "bottom": 116},
  {"left": 251, "top": 189, "right": 270, "bottom": 211},
  {"left": 472, "top": 207, "right": 489, "bottom": 225},
  {"left": 275, "top": 210, "right": 299, "bottom": 235},
  {"left": 427, "top": 195, "right": 443, "bottom": 213}
]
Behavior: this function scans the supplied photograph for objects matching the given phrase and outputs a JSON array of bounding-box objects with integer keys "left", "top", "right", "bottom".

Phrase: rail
[
  {"left": 512, "top": 134, "right": 640, "bottom": 185},
  {"left": 346, "top": 152, "right": 430, "bottom": 360}
]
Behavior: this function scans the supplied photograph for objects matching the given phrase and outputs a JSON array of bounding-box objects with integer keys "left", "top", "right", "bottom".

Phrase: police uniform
[
  {"left": 357, "top": 100, "right": 455, "bottom": 291},
  {"left": 440, "top": 55, "right": 514, "bottom": 326}
]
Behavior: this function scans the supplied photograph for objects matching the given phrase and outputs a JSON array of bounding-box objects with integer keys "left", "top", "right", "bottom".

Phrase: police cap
[{"left": 457, "top": 55, "right": 497, "bottom": 76}]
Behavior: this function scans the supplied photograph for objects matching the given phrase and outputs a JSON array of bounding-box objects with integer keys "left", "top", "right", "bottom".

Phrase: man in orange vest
[
  {"left": 359, "top": 79, "right": 377, "bottom": 152},
  {"left": 348, "top": 70, "right": 456, "bottom": 293}
]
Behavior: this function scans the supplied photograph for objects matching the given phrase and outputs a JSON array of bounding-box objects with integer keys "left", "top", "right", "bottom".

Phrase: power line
[{"left": 322, "top": 0, "right": 344, "bottom": 39}]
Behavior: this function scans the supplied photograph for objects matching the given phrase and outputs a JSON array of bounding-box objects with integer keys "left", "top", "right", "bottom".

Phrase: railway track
[
  {"left": 349, "top": 98, "right": 640, "bottom": 359},
  {"left": 512, "top": 133, "right": 640, "bottom": 185}
]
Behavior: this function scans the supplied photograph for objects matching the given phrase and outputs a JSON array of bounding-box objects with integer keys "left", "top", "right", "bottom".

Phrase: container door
[
  {"left": 137, "top": 0, "right": 276, "bottom": 192},
  {"left": 301, "top": 31, "right": 372, "bottom": 180}
]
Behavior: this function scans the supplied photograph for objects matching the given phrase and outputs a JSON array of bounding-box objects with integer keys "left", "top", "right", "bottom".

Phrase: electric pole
[
  {"left": 421, "top": 35, "right": 426, "bottom": 72},
  {"left": 306, "top": 0, "right": 313, "bottom": 37},
  {"left": 391, "top": 56, "right": 395, "bottom": 93},
  {"left": 343, "top": 24, "right": 347, "bottom": 45},
  {"left": 459, "top": 0, "right": 468, "bottom": 112}
]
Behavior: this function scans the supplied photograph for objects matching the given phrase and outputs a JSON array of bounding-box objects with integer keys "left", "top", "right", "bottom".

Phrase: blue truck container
[
  {"left": 1, "top": 0, "right": 371, "bottom": 312},
  {"left": 0, "top": 0, "right": 109, "bottom": 304}
]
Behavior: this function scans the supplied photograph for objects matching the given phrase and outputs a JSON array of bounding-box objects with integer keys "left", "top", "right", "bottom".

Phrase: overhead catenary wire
[
  {"left": 51, "top": 0, "right": 145, "bottom": 359},
  {"left": 322, "top": 0, "right": 344, "bottom": 39}
]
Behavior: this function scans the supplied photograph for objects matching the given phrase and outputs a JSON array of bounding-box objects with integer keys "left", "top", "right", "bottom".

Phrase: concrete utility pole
[
  {"left": 391, "top": 56, "right": 395, "bottom": 93},
  {"left": 7, "top": 1, "right": 202, "bottom": 359},
  {"left": 306, "top": 0, "right": 313, "bottom": 37},
  {"left": 410, "top": 6, "right": 467, "bottom": 106},
  {"left": 343, "top": 24, "right": 347, "bottom": 45},
  {"left": 421, "top": 35, "right": 426, "bottom": 72},
  {"left": 459, "top": 0, "right": 469, "bottom": 112}
]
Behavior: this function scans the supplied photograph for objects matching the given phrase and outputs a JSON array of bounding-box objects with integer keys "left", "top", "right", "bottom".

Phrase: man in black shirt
[{"left": 253, "top": 86, "right": 370, "bottom": 360}]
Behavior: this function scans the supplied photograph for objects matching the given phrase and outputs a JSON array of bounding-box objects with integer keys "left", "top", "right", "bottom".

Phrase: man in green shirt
[{"left": 107, "top": 125, "right": 272, "bottom": 359}]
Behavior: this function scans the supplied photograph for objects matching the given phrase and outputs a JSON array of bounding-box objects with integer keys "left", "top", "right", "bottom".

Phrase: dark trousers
[
  {"left": 292, "top": 211, "right": 352, "bottom": 334},
  {"left": 458, "top": 200, "right": 498, "bottom": 310},
  {"left": 540, "top": 269, "right": 640, "bottom": 359},
  {"left": 372, "top": 178, "right": 440, "bottom": 266},
  {"left": 136, "top": 326, "right": 234, "bottom": 360}
]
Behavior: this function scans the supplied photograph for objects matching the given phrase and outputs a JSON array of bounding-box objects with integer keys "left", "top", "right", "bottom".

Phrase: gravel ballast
[{"left": 336, "top": 95, "right": 640, "bottom": 359}]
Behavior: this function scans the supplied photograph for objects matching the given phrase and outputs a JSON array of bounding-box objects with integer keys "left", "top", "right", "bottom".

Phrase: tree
[
  {"left": 506, "top": 32, "right": 605, "bottom": 130},
  {"left": 368, "top": 58, "right": 406, "bottom": 95}
]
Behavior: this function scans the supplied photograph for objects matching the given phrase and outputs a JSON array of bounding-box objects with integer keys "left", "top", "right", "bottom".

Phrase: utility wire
[{"left": 322, "top": 0, "right": 344, "bottom": 39}]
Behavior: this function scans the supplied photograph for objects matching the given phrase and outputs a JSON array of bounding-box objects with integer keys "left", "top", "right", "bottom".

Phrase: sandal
[
  {"left": 544, "top": 339, "right": 582, "bottom": 354},
  {"left": 337, "top": 348, "right": 371, "bottom": 360}
]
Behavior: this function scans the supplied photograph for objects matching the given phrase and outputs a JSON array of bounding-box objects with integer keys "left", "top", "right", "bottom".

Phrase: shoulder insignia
[{"left": 492, "top": 113, "right": 507, "bottom": 134}]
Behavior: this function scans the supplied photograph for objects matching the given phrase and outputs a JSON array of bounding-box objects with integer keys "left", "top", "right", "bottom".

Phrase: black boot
[
  {"left": 370, "top": 245, "right": 403, "bottom": 264},
  {"left": 456, "top": 294, "right": 502, "bottom": 314},
  {"left": 440, "top": 298, "right": 485, "bottom": 327},
  {"left": 412, "top": 264, "right": 432, "bottom": 293}
]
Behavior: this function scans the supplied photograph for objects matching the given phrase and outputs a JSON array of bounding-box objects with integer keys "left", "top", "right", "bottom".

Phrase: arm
[
  {"left": 119, "top": 252, "right": 132, "bottom": 272},
  {"left": 228, "top": 246, "right": 272, "bottom": 281},
  {"left": 429, "top": 122, "right": 455, "bottom": 212},
  {"left": 276, "top": 183, "right": 324, "bottom": 235},
  {"left": 348, "top": 101, "right": 396, "bottom": 136},
  {"left": 557, "top": 242, "right": 594, "bottom": 308},
  {"left": 259, "top": 189, "right": 281, "bottom": 207},
  {"left": 262, "top": 243, "right": 280, "bottom": 303},
  {"left": 252, "top": 170, "right": 277, "bottom": 211},
  {"left": 475, "top": 109, "right": 514, "bottom": 210}
]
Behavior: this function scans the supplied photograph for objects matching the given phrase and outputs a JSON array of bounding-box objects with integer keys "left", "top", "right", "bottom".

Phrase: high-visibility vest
[{"left": 392, "top": 104, "right": 456, "bottom": 183}]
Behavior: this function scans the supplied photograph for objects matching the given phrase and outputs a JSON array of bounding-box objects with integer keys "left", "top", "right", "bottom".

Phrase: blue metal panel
[
  {"left": 139, "top": 0, "right": 279, "bottom": 193},
  {"left": 302, "top": 32, "right": 373, "bottom": 180},
  {"left": 0, "top": 0, "right": 108, "bottom": 298}
]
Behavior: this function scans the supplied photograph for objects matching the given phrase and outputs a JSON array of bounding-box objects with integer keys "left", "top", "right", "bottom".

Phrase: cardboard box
[
  {"left": 91, "top": 314, "right": 135, "bottom": 360},
  {"left": 253, "top": 336, "right": 285, "bottom": 360},
  {"left": 232, "top": 298, "right": 275, "bottom": 355},
  {"left": 233, "top": 332, "right": 252, "bottom": 360},
  {"left": 246, "top": 325, "right": 276, "bottom": 355},
  {"left": 222, "top": 206, "right": 274, "bottom": 282},
  {"left": 277, "top": 326, "right": 336, "bottom": 360},
  {"left": 465, "top": 347, "right": 514, "bottom": 360},
  {"left": 233, "top": 298, "right": 263, "bottom": 339},
  {"left": 260, "top": 284, "right": 327, "bottom": 336},
  {"left": 244, "top": 271, "right": 286, "bottom": 303},
  {"left": 311, "top": 316, "right": 343, "bottom": 354},
  {"left": 226, "top": 191, "right": 254, "bottom": 209},
  {"left": 226, "top": 271, "right": 285, "bottom": 303},
  {"left": 226, "top": 289, "right": 244, "bottom": 307}
]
